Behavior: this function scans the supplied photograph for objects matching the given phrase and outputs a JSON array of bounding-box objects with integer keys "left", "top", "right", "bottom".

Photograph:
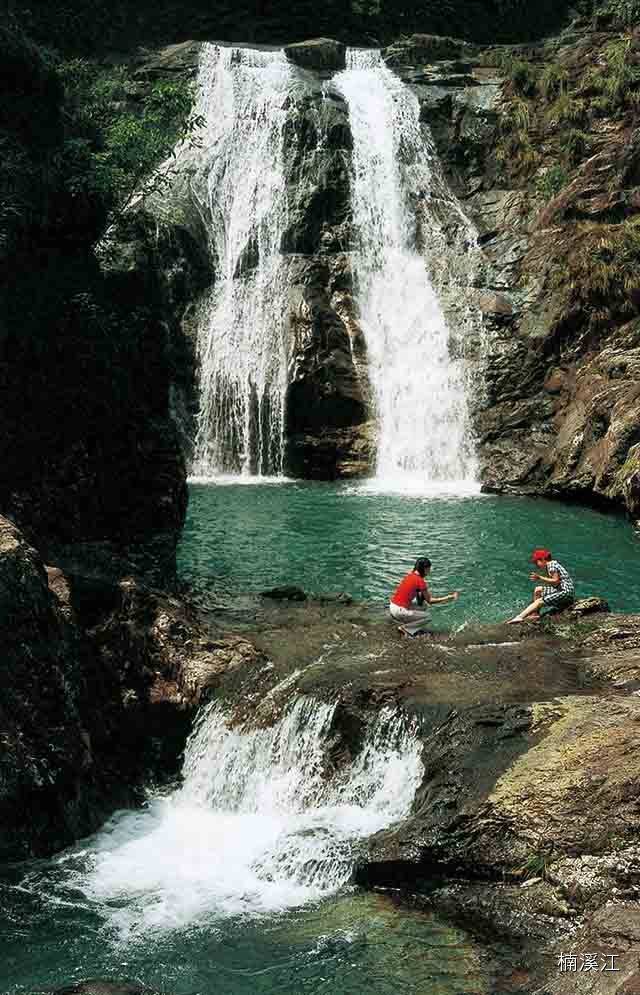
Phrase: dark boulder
[
  {"left": 383, "top": 34, "right": 476, "bottom": 67},
  {"left": 260, "top": 585, "right": 308, "bottom": 601},
  {"left": 284, "top": 38, "right": 346, "bottom": 73},
  {"left": 34, "top": 982, "right": 165, "bottom": 995}
]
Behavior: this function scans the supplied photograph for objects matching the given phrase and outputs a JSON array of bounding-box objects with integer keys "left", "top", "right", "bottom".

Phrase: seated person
[{"left": 507, "top": 548, "right": 575, "bottom": 624}]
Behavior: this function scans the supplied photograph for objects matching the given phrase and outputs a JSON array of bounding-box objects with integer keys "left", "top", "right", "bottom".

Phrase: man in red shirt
[{"left": 390, "top": 558, "right": 459, "bottom": 636}]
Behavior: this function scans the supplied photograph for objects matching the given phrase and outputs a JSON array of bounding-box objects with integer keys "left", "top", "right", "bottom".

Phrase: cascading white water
[
  {"left": 189, "top": 45, "right": 295, "bottom": 477},
  {"left": 73, "top": 697, "right": 423, "bottom": 941},
  {"left": 334, "top": 51, "right": 476, "bottom": 486}
]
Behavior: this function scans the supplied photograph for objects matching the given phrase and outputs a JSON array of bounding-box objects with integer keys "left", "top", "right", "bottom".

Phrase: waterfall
[
  {"left": 185, "top": 44, "right": 477, "bottom": 484},
  {"left": 334, "top": 51, "right": 477, "bottom": 486},
  {"left": 190, "top": 45, "right": 295, "bottom": 477},
  {"left": 72, "top": 698, "right": 423, "bottom": 940}
]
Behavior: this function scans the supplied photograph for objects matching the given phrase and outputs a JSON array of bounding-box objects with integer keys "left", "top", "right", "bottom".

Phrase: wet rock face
[
  {"left": 383, "top": 34, "right": 477, "bottom": 67},
  {"left": 401, "top": 31, "right": 640, "bottom": 517},
  {"left": 0, "top": 517, "right": 87, "bottom": 860},
  {"left": 622, "top": 444, "right": 640, "bottom": 520},
  {"left": 280, "top": 76, "right": 373, "bottom": 478},
  {"left": 99, "top": 208, "right": 213, "bottom": 480},
  {"left": 0, "top": 512, "right": 239, "bottom": 860}
]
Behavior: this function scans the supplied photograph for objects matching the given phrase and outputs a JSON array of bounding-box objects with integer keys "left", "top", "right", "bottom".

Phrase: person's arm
[
  {"left": 531, "top": 570, "right": 560, "bottom": 587},
  {"left": 426, "top": 588, "right": 459, "bottom": 605}
]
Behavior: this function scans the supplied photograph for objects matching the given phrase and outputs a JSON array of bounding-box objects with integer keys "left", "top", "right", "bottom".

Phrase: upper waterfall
[
  {"left": 185, "top": 43, "right": 477, "bottom": 485},
  {"left": 190, "top": 45, "right": 295, "bottom": 478},
  {"left": 334, "top": 50, "right": 477, "bottom": 486}
]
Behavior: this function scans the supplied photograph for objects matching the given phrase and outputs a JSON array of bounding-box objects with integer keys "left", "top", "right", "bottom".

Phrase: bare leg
[{"left": 507, "top": 597, "right": 545, "bottom": 624}]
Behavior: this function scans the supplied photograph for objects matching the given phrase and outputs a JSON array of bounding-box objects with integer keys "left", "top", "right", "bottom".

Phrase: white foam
[
  {"left": 187, "top": 46, "right": 296, "bottom": 476},
  {"left": 71, "top": 698, "right": 423, "bottom": 942},
  {"left": 342, "top": 477, "right": 484, "bottom": 499},
  {"left": 187, "top": 473, "right": 293, "bottom": 486}
]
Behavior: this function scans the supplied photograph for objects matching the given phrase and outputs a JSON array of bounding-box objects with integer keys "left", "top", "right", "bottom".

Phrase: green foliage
[
  {"left": 0, "top": 17, "right": 199, "bottom": 255},
  {"left": 497, "top": 131, "right": 540, "bottom": 175},
  {"left": 540, "top": 63, "right": 569, "bottom": 101},
  {"left": 618, "top": 449, "right": 640, "bottom": 486},
  {"left": 508, "top": 59, "right": 538, "bottom": 96},
  {"left": 514, "top": 853, "right": 554, "bottom": 881},
  {"left": 497, "top": 88, "right": 540, "bottom": 176},
  {"left": 502, "top": 96, "right": 531, "bottom": 131},
  {"left": 560, "top": 128, "right": 590, "bottom": 165},
  {"left": 598, "top": 0, "right": 640, "bottom": 27},
  {"left": 55, "top": 60, "right": 198, "bottom": 228},
  {"left": 579, "top": 38, "right": 640, "bottom": 113},
  {"left": 537, "top": 164, "right": 570, "bottom": 201},
  {"left": 601, "top": 39, "right": 640, "bottom": 107},
  {"left": 546, "top": 92, "right": 586, "bottom": 126},
  {"left": 560, "top": 218, "right": 640, "bottom": 317}
]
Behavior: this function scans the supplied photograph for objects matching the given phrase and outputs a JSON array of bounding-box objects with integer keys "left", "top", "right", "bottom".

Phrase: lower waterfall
[{"left": 71, "top": 698, "right": 423, "bottom": 940}]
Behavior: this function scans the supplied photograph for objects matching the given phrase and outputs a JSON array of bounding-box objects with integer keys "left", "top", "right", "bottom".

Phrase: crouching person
[{"left": 390, "top": 557, "right": 459, "bottom": 637}]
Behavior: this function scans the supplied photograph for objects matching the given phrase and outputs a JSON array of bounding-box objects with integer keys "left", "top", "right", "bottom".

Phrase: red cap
[{"left": 531, "top": 548, "right": 551, "bottom": 563}]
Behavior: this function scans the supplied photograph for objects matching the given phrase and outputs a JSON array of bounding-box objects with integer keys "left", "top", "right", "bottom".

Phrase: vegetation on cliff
[
  {"left": 490, "top": 18, "right": 640, "bottom": 328},
  {"left": 1, "top": 19, "right": 196, "bottom": 257},
  {"left": 0, "top": 19, "right": 196, "bottom": 559}
]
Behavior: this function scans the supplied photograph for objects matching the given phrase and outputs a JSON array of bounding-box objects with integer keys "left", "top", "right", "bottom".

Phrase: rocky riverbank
[
  {"left": 185, "top": 591, "right": 640, "bottom": 995},
  {"left": 18, "top": 585, "right": 640, "bottom": 994},
  {"left": 0, "top": 514, "right": 264, "bottom": 861}
]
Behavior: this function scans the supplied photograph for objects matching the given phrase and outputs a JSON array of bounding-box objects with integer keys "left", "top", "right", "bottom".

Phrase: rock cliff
[
  {"left": 391, "top": 23, "right": 640, "bottom": 518},
  {"left": 126, "top": 24, "right": 640, "bottom": 509},
  {"left": 0, "top": 511, "right": 265, "bottom": 860},
  {"left": 0, "top": 27, "right": 192, "bottom": 581}
]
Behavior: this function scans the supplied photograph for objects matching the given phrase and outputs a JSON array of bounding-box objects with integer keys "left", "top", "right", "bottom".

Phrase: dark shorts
[{"left": 542, "top": 590, "right": 574, "bottom": 611}]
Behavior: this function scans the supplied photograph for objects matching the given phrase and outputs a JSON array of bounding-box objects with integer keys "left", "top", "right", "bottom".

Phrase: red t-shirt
[{"left": 391, "top": 572, "right": 427, "bottom": 609}]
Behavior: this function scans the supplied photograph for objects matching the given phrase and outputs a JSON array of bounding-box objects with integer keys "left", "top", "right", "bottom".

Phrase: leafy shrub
[
  {"left": 508, "top": 59, "right": 538, "bottom": 96},
  {"left": 540, "top": 63, "right": 569, "bottom": 101},
  {"left": 537, "top": 164, "right": 570, "bottom": 200},
  {"left": 55, "top": 60, "right": 199, "bottom": 229},
  {"left": 561, "top": 128, "right": 590, "bottom": 164}
]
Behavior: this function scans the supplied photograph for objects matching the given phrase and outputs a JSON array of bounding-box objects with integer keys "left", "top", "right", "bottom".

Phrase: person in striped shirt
[{"left": 507, "top": 548, "right": 575, "bottom": 624}]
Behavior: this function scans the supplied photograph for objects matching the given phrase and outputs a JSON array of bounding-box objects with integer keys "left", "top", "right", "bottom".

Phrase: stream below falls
[{"left": 3, "top": 482, "right": 640, "bottom": 994}]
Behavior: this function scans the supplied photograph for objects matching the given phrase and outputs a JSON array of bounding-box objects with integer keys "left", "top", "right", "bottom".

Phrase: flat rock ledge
[{"left": 202, "top": 598, "right": 640, "bottom": 994}]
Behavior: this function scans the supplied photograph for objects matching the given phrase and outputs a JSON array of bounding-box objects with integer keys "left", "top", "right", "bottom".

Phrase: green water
[
  {"left": 4, "top": 483, "right": 638, "bottom": 995},
  {"left": 2, "top": 864, "right": 486, "bottom": 994},
  {"left": 179, "top": 481, "right": 640, "bottom": 625}
]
